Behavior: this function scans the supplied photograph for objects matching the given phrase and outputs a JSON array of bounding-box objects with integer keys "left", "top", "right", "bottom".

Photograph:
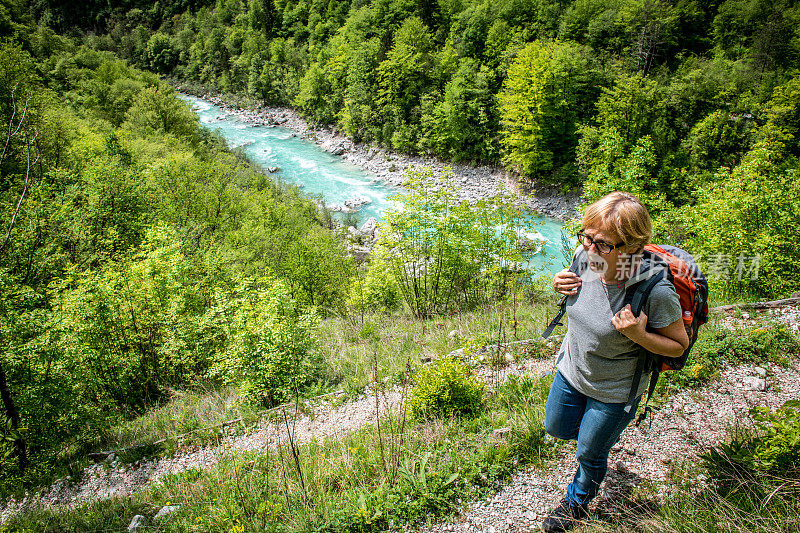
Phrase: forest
[
  {"left": 32, "top": 0, "right": 799, "bottom": 295},
  {"left": 0, "top": 0, "right": 799, "bottom": 525}
]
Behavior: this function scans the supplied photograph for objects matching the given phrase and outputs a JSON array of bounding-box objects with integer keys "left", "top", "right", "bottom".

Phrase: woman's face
[{"left": 579, "top": 225, "right": 626, "bottom": 277}]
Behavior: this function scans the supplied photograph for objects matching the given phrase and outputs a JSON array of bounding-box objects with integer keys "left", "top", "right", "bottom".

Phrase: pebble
[
  {"left": 128, "top": 515, "right": 146, "bottom": 533},
  {"left": 741, "top": 376, "right": 768, "bottom": 391},
  {"left": 154, "top": 505, "right": 179, "bottom": 519}
]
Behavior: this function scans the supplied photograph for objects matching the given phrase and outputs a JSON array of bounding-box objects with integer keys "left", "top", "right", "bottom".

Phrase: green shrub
[
  {"left": 705, "top": 401, "right": 800, "bottom": 478},
  {"left": 213, "top": 278, "right": 322, "bottom": 407},
  {"left": 347, "top": 252, "right": 402, "bottom": 315},
  {"left": 407, "top": 356, "right": 484, "bottom": 419}
]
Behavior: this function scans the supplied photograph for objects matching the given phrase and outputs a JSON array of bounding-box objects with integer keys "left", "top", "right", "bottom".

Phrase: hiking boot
[{"left": 541, "top": 498, "right": 588, "bottom": 533}]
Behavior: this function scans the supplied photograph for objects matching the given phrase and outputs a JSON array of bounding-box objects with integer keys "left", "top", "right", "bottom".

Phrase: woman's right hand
[{"left": 552, "top": 270, "right": 582, "bottom": 295}]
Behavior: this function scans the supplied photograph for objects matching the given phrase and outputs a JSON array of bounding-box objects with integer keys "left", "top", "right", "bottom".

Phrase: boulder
[
  {"left": 359, "top": 217, "right": 378, "bottom": 238},
  {"left": 128, "top": 515, "right": 147, "bottom": 533},
  {"left": 343, "top": 195, "right": 371, "bottom": 210}
]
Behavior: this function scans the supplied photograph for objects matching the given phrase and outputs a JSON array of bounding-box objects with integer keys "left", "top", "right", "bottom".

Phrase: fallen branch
[{"left": 710, "top": 297, "right": 800, "bottom": 313}]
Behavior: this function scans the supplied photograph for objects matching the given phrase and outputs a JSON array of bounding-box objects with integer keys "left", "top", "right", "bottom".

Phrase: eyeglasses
[{"left": 577, "top": 231, "right": 624, "bottom": 255}]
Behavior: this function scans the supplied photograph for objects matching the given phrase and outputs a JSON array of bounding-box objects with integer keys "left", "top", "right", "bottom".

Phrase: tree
[
  {"left": 378, "top": 167, "right": 539, "bottom": 317},
  {"left": 418, "top": 58, "right": 498, "bottom": 162},
  {"left": 375, "top": 16, "right": 435, "bottom": 148},
  {"left": 145, "top": 32, "right": 178, "bottom": 74},
  {"left": 498, "top": 39, "right": 597, "bottom": 181},
  {"left": 123, "top": 84, "right": 201, "bottom": 140}
]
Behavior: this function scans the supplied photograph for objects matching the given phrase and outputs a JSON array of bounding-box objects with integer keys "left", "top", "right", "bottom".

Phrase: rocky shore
[{"left": 192, "top": 92, "right": 582, "bottom": 222}]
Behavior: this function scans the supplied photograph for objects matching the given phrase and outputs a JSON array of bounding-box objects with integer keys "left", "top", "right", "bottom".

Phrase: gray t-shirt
[{"left": 555, "top": 262, "right": 682, "bottom": 404}]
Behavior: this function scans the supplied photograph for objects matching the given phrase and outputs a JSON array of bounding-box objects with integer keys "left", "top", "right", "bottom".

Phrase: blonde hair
[{"left": 582, "top": 192, "right": 653, "bottom": 253}]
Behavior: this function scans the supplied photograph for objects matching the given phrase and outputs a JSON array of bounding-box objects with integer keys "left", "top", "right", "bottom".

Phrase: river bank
[{"left": 185, "top": 89, "right": 582, "bottom": 222}]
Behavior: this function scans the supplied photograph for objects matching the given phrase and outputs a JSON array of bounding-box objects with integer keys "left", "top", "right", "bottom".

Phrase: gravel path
[
  {"left": 189, "top": 92, "right": 582, "bottom": 221},
  {"left": 0, "top": 389, "right": 402, "bottom": 521}
]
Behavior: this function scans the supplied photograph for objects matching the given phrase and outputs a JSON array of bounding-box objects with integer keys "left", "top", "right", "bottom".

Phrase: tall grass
[
  {"left": 317, "top": 297, "right": 556, "bottom": 396},
  {"left": 106, "top": 386, "right": 265, "bottom": 459}
]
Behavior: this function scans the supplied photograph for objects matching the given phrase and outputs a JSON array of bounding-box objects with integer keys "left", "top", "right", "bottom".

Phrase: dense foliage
[
  {"left": 39, "top": 0, "right": 800, "bottom": 297},
  {"left": 0, "top": 27, "right": 353, "bottom": 487}
]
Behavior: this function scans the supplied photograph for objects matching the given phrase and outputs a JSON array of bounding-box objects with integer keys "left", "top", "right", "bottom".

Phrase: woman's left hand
[{"left": 612, "top": 304, "right": 647, "bottom": 343}]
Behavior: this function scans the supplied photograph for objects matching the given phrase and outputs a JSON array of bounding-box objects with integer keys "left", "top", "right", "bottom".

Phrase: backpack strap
[
  {"left": 623, "top": 268, "right": 667, "bottom": 414},
  {"left": 635, "top": 367, "right": 661, "bottom": 427},
  {"left": 541, "top": 248, "right": 587, "bottom": 339}
]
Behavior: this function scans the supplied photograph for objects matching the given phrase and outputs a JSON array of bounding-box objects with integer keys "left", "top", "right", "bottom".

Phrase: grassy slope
[{"left": 6, "top": 302, "right": 800, "bottom": 532}]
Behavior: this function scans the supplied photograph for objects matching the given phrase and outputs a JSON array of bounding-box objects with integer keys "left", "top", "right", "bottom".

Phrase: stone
[
  {"left": 359, "top": 217, "right": 378, "bottom": 237},
  {"left": 742, "top": 376, "right": 768, "bottom": 391},
  {"left": 754, "top": 366, "right": 767, "bottom": 377},
  {"left": 128, "top": 515, "right": 147, "bottom": 532},
  {"left": 349, "top": 246, "right": 371, "bottom": 263},
  {"left": 155, "top": 505, "right": 179, "bottom": 520}
]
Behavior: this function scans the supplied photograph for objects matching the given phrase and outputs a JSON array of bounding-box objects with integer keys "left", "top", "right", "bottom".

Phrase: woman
[{"left": 542, "top": 192, "right": 689, "bottom": 533}]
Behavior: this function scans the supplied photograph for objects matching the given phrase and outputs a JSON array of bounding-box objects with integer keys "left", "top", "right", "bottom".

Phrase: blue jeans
[{"left": 544, "top": 371, "right": 639, "bottom": 506}]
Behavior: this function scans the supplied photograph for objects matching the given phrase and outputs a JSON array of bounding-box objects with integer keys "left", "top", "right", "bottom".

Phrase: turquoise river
[{"left": 181, "top": 95, "right": 568, "bottom": 274}]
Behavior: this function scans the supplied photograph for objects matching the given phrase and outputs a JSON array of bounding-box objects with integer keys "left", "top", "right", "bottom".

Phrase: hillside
[
  {"left": 0, "top": 1, "right": 799, "bottom": 532},
  {"left": 2, "top": 306, "right": 800, "bottom": 531}
]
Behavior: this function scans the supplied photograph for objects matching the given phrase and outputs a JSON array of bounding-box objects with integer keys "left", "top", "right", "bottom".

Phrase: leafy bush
[
  {"left": 407, "top": 356, "right": 484, "bottom": 419},
  {"left": 213, "top": 278, "right": 322, "bottom": 407},
  {"left": 347, "top": 252, "right": 402, "bottom": 315},
  {"left": 707, "top": 401, "right": 800, "bottom": 476}
]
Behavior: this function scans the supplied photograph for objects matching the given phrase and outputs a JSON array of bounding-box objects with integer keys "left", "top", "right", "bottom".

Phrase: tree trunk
[{"left": 0, "top": 361, "right": 27, "bottom": 472}]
